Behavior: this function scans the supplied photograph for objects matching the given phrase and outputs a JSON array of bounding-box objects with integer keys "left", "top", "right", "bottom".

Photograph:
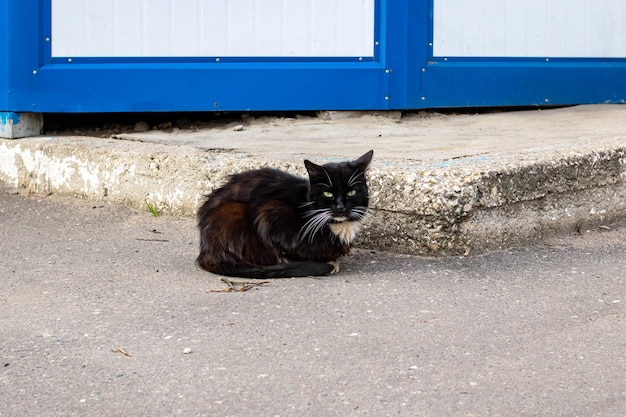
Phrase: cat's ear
[
  {"left": 304, "top": 159, "right": 325, "bottom": 179},
  {"left": 353, "top": 150, "right": 374, "bottom": 170}
]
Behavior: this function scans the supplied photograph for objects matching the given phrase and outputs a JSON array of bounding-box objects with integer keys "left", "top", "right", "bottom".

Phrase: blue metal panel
[
  {"left": 415, "top": 0, "right": 626, "bottom": 108},
  {"left": 2, "top": 0, "right": 393, "bottom": 113},
  {"left": 0, "top": 0, "right": 5, "bottom": 110},
  {"left": 420, "top": 59, "right": 626, "bottom": 108},
  {"left": 2, "top": 0, "right": 626, "bottom": 112},
  {"left": 385, "top": 0, "right": 428, "bottom": 110},
  {"left": 31, "top": 63, "right": 389, "bottom": 112},
  {"left": 0, "top": 0, "right": 43, "bottom": 112}
]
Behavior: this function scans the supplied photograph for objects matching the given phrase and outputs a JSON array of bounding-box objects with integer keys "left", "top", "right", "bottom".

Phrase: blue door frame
[{"left": 1, "top": 0, "right": 626, "bottom": 113}]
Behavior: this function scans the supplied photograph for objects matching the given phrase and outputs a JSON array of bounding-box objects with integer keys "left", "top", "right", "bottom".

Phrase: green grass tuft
[{"left": 145, "top": 200, "right": 160, "bottom": 217}]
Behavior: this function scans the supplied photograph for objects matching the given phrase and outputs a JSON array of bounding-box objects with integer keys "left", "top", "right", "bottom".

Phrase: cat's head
[{"left": 302, "top": 150, "right": 373, "bottom": 232}]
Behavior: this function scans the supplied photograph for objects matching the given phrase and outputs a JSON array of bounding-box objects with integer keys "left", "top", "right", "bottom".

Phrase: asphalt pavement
[{"left": 1, "top": 188, "right": 625, "bottom": 416}]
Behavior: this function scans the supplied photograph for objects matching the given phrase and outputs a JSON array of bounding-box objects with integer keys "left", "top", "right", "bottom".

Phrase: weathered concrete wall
[
  {"left": 1, "top": 137, "right": 226, "bottom": 215},
  {"left": 359, "top": 148, "right": 626, "bottom": 255}
]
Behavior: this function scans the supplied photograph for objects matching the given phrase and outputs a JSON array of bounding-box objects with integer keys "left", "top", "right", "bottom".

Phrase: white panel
[
  {"left": 171, "top": 0, "right": 201, "bottom": 56},
  {"left": 51, "top": 0, "right": 87, "bottom": 56},
  {"left": 434, "top": 0, "right": 626, "bottom": 58},
  {"left": 228, "top": 0, "right": 257, "bottom": 56},
  {"left": 85, "top": 1, "right": 116, "bottom": 55},
  {"left": 282, "top": 0, "right": 312, "bottom": 56},
  {"left": 51, "top": 0, "right": 375, "bottom": 58},
  {"left": 143, "top": 0, "right": 172, "bottom": 56},
  {"left": 115, "top": 1, "right": 143, "bottom": 56},
  {"left": 199, "top": 1, "right": 228, "bottom": 55},
  {"left": 255, "top": 0, "right": 286, "bottom": 56}
]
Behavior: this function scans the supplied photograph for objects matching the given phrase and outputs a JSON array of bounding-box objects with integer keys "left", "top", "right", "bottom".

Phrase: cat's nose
[{"left": 335, "top": 200, "right": 346, "bottom": 212}]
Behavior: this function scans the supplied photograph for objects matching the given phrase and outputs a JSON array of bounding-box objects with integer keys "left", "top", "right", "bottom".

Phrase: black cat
[{"left": 196, "top": 150, "right": 373, "bottom": 278}]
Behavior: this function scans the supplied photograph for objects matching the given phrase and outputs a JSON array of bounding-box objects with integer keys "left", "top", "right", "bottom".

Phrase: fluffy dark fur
[{"left": 196, "top": 150, "right": 373, "bottom": 278}]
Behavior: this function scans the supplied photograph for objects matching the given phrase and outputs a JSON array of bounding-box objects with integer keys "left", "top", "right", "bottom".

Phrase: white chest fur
[{"left": 328, "top": 221, "right": 361, "bottom": 245}]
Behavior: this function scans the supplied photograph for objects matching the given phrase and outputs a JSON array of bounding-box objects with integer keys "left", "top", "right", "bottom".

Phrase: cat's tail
[{"left": 198, "top": 260, "right": 337, "bottom": 279}]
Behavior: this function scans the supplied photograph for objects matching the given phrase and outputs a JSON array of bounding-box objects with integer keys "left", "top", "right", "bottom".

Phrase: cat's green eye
[
  {"left": 323, "top": 191, "right": 334, "bottom": 198},
  {"left": 347, "top": 189, "right": 357, "bottom": 197}
]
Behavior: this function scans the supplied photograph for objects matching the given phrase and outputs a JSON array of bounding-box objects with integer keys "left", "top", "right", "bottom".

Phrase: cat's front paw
[{"left": 327, "top": 260, "right": 339, "bottom": 274}]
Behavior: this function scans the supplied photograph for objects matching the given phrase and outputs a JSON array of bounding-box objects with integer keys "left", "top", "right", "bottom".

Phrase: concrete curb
[
  {"left": 366, "top": 145, "right": 626, "bottom": 255},
  {"left": 1, "top": 129, "right": 624, "bottom": 256}
]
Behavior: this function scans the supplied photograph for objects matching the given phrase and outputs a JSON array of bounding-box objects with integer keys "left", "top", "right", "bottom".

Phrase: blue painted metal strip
[
  {"left": 420, "top": 59, "right": 626, "bottom": 108},
  {"left": 31, "top": 62, "right": 389, "bottom": 112},
  {"left": 0, "top": 111, "right": 20, "bottom": 124}
]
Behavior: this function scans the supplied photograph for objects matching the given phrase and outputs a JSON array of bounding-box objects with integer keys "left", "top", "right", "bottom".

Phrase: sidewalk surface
[
  {"left": 1, "top": 105, "right": 625, "bottom": 255},
  {"left": 1, "top": 190, "right": 625, "bottom": 416}
]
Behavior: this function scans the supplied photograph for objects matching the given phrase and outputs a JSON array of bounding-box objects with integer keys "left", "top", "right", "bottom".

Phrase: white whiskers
[
  {"left": 350, "top": 206, "right": 369, "bottom": 221},
  {"left": 298, "top": 209, "right": 333, "bottom": 243},
  {"left": 298, "top": 206, "right": 369, "bottom": 244},
  {"left": 321, "top": 167, "right": 334, "bottom": 188},
  {"left": 348, "top": 170, "right": 366, "bottom": 187}
]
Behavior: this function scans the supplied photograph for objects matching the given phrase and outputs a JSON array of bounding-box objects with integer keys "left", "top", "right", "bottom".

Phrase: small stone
[
  {"left": 233, "top": 124, "right": 244, "bottom": 131},
  {"left": 182, "top": 347, "right": 192, "bottom": 354},
  {"left": 428, "top": 242, "right": 439, "bottom": 252},
  {"left": 175, "top": 118, "right": 192, "bottom": 129},
  {"left": 133, "top": 121, "right": 151, "bottom": 132},
  {"left": 317, "top": 110, "right": 360, "bottom": 120}
]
